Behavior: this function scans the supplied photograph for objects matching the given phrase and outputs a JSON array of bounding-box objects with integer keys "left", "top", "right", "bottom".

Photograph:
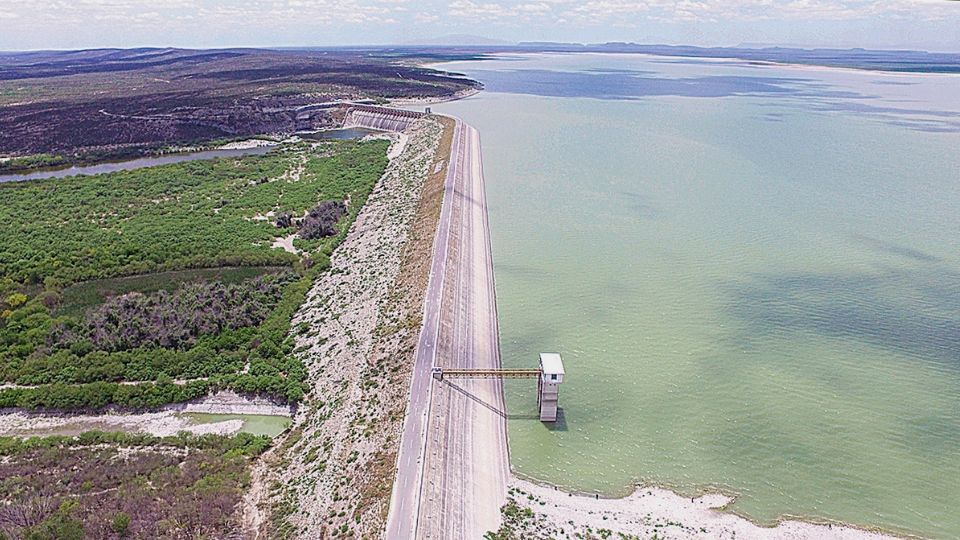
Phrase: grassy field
[{"left": 0, "top": 139, "right": 390, "bottom": 410}]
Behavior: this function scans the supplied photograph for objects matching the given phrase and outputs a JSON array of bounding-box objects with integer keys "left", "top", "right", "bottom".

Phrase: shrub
[
  {"left": 70, "top": 272, "right": 295, "bottom": 352},
  {"left": 111, "top": 512, "right": 131, "bottom": 536},
  {"left": 298, "top": 200, "right": 346, "bottom": 240}
]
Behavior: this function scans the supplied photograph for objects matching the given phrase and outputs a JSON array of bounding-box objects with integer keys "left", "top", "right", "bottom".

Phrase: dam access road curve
[{"left": 386, "top": 117, "right": 509, "bottom": 539}]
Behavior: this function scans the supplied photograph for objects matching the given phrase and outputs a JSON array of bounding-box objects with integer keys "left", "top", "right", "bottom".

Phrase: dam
[{"left": 341, "top": 104, "right": 425, "bottom": 132}]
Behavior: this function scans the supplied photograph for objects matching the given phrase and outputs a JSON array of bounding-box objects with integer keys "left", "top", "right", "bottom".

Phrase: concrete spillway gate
[{"left": 431, "top": 353, "right": 565, "bottom": 422}]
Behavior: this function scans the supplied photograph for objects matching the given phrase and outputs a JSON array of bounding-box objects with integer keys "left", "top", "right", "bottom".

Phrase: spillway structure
[{"left": 341, "top": 104, "right": 425, "bottom": 132}]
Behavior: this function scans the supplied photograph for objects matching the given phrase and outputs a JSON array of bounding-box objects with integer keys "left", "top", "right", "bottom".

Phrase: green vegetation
[
  {"left": 0, "top": 381, "right": 211, "bottom": 410},
  {"left": 0, "top": 431, "right": 270, "bottom": 539},
  {"left": 58, "top": 266, "right": 285, "bottom": 318},
  {"left": 0, "top": 153, "right": 68, "bottom": 173},
  {"left": 0, "top": 139, "right": 389, "bottom": 410},
  {"left": 0, "top": 140, "right": 387, "bottom": 286}
]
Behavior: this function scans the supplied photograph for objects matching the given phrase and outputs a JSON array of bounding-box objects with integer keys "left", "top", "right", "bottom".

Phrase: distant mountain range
[
  {"left": 403, "top": 35, "right": 514, "bottom": 46},
  {"left": 386, "top": 40, "right": 960, "bottom": 73}
]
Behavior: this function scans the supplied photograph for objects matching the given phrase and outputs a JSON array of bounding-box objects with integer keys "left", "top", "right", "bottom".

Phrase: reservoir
[{"left": 431, "top": 53, "right": 960, "bottom": 538}]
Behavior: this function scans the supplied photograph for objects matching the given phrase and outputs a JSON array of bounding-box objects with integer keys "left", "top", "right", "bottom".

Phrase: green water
[
  {"left": 432, "top": 54, "right": 960, "bottom": 538},
  {"left": 182, "top": 413, "right": 291, "bottom": 438}
]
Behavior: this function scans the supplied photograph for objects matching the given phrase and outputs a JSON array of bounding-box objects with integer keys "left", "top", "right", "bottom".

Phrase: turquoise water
[
  {"left": 432, "top": 54, "right": 960, "bottom": 538},
  {"left": 182, "top": 413, "right": 291, "bottom": 438}
]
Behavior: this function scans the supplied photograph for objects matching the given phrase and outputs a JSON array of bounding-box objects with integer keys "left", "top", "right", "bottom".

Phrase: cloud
[
  {"left": 414, "top": 12, "right": 441, "bottom": 23},
  {"left": 448, "top": 0, "right": 563, "bottom": 21},
  {"left": 0, "top": 0, "right": 956, "bottom": 49},
  {"left": 1, "top": 0, "right": 408, "bottom": 30},
  {"left": 444, "top": 0, "right": 960, "bottom": 25}
]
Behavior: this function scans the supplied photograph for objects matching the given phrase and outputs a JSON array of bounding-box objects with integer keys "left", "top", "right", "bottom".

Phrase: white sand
[
  {"left": 362, "top": 131, "right": 409, "bottom": 160},
  {"left": 388, "top": 87, "right": 480, "bottom": 107},
  {"left": 508, "top": 478, "right": 899, "bottom": 540},
  {"left": 271, "top": 233, "right": 300, "bottom": 254},
  {"left": 0, "top": 410, "right": 242, "bottom": 438}
]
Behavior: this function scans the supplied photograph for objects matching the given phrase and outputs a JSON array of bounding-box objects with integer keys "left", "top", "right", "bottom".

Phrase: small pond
[{"left": 182, "top": 413, "right": 292, "bottom": 438}]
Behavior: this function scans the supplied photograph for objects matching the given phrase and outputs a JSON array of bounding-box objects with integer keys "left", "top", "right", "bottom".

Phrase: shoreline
[
  {"left": 509, "top": 472, "right": 912, "bottom": 540},
  {"left": 387, "top": 87, "right": 481, "bottom": 108},
  {"left": 0, "top": 390, "right": 293, "bottom": 438},
  {"left": 504, "top": 476, "right": 906, "bottom": 540}
]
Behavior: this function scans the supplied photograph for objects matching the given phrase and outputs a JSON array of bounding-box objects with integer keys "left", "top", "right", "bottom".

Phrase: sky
[{"left": 0, "top": 0, "right": 958, "bottom": 52}]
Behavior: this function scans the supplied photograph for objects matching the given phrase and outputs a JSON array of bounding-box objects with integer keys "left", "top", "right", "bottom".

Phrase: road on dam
[{"left": 386, "top": 117, "right": 510, "bottom": 539}]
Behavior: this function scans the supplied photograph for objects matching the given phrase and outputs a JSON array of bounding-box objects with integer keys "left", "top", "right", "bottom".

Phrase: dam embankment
[{"left": 386, "top": 116, "right": 509, "bottom": 539}]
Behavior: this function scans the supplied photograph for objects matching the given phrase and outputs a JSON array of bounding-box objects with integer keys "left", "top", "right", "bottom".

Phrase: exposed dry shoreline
[
  {"left": 496, "top": 477, "right": 902, "bottom": 540},
  {"left": 0, "top": 390, "right": 292, "bottom": 438},
  {"left": 388, "top": 87, "right": 481, "bottom": 107}
]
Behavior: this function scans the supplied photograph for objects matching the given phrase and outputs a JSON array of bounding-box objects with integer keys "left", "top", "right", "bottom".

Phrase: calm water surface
[
  {"left": 0, "top": 146, "right": 275, "bottom": 183},
  {"left": 432, "top": 54, "right": 960, "bottom": 538},
  {"left": 182, "top": 413, "right": 291, "bottom": 438},
  {"left": 298, "top": 127, "right": 381, "bottom": 140}
]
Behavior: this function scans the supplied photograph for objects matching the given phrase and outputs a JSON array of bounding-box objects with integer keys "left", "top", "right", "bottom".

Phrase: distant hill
[
  {"left": 502, "top": 42, "right": 960, "bottom": 73},
  {"left": 0, "top": 47, "right": 479, "bottom": 157}
]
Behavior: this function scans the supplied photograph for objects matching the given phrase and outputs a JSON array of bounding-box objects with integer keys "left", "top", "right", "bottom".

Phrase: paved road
[
  {"left": 385, "top": 117, "right": 458, "bottom": 540},
  {"left": 386, "top": 119, "right": 509, "bottom": 539}
]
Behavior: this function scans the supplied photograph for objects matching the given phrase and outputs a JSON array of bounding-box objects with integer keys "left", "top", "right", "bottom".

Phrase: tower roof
[{"left": 539, "top": 353, "right": 565, "bottom": 375}]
